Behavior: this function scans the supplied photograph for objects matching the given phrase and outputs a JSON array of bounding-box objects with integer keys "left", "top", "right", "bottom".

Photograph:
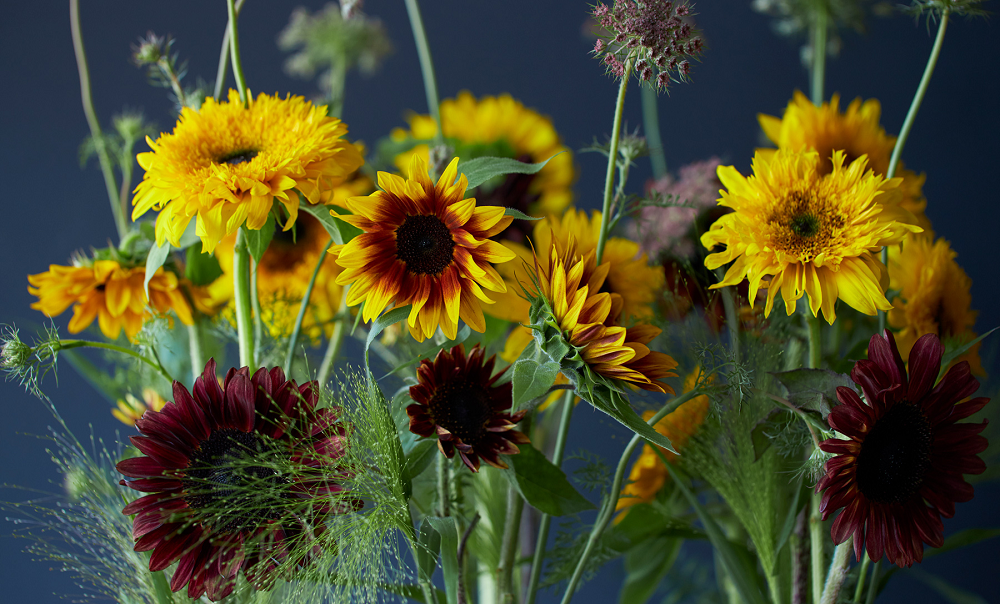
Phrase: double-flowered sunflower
[
  {"left": 702, "top": 149, "right": 921, "bottom": 324},
  {"left": 331, "top": 155, "right": 515, "bottom": 342},
  {"left": 132, "top": 90, "right": 363, "bottom": 254}
]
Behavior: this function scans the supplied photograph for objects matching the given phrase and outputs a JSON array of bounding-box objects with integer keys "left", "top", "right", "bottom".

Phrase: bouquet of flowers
[{"left": 3, "top": 0, "right": 997, "bottom": 603}]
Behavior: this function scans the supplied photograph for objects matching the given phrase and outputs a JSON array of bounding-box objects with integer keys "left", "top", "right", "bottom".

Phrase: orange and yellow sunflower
[{"left": 330, "top": 155, "right": 516, "bottom": 342}]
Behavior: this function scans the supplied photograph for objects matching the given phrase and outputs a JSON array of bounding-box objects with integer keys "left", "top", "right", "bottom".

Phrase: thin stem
[
  {"left": 457, "top": 513, "right": 481, "bottom": 604},
  {"left": 716, "top": 268, "right": 740, "bottom": 364},
  {"left": 214, "top": 0, "right": 246, "bottom": 99},
  {"left": 283, "top": 237, "right": 333, "bottom": 376},
  {"left": 596, "top": 61, "right": 633, "bottom": 265},
  {"left": 497, "top": 482, "right": 525, "bottom": 604},
  {"left": 233, "top": 229, "right": 255, "bottom": 371},
  {"left": 404, "top": 0, "right": 443, "bottom": 144},
  {"left": 640, "top": 85, "right": 667, "bottom": 180},
  {"left": 58, "top": 339, "right": 173, "bottom": 384},
  {"left": 525, "top": 391, "right": 575, "bottom": 604},
  {"left": 317, "top": 287, "right": 351, "bottom": 385},
  {"left": 559, "top": 388, "right": 702, "bottom": 604},
  {"left": 852, "top": 555, "right": 871, "bottom": 603},
  {"left": 327, "top": 56, "right": 348, "bottom": 118},
  {"left": 118, "top": 156, "right": 133, "bottom": 224},
  {"left": 251, "top": 261, "right": 263, "bottom": 368},
  {"left": 226, "top": 0, "right": 248, "bottom": 103},
  {"left": 809, "top": 4, "right": 828, "bottom": 105},
  {"left": 806, "top": 313, "right": 822, "bottom": 369},
  {"left": 820, "top": 539, "right": 853, "bottom": 604},
  {"left": 69, "top": 0, "right": 127, "bottom": 240},
  {"left": 187, "top": 320, "right": 204, "bottom": 382},
  {"left": 810, "top": 492, "right": 824, "bottom": 604},
  {"left": 437, "top": 454, "right": 450, "bottom": 517},
  {"left": 864, "top": 561, "right": 880, "bottom": 604}
]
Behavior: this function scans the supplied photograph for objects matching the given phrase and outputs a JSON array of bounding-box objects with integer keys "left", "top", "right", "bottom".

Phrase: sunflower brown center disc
[
  {"left": 855, "top": 402, "right": 932, "bottom": 504},
  {"left": 428, "top": 378, "right": 494, "bottom": 443},
  {"left": 395, "top": 214, "right": 456, "bottom": 275}
]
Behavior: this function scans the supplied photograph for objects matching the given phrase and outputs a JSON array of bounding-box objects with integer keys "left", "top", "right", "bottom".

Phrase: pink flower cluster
[
  {"left": 629, "top": 157, "right": 722, "bottom": 260},
  {"left": 591, "top": 0, "right": 703, "bottom": 89}
]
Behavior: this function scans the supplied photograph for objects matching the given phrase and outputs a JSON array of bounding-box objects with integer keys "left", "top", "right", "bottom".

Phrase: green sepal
[
  {"left": 511, "top": 340, "right": 561, "bottom": 413},
  {"left": 459, "top": 153, "right": 562, "bottom": 190},
  {"left": 143, "top": 240, "right": 171, "bottom": 297},
  {"left": 243, "top": 213, "right": 275, "bottom": 266},
  {"left": 501, "top": 443, "right": 595, "bottom": 516},
  {"left": 185, "top": 246, "right": 223, "bottom": 286}
]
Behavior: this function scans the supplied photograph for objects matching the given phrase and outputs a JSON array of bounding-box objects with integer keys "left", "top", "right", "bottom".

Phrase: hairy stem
[
  {"left": 226, "top": 0, "right": 248, "bottom": 103},
  {"left": 596, "top": 60, "right": 633, "bottom": 265},
  {"left": 820, "top": 539, "right": 853, "bottom": 604},
  {"left": 791, "top": 508, "right": 810, "bottom": 604},
  {"left": 214, "top": 0, "right": 246, "bottom": 99},
  {"left": 283, "top": 237, "right": 333, "bottom": 376},
  {"left": 641, "top": 85, "right": 667, "bottom": 179},
  {"left": 187, "top": 320, "right": 204, "bottom": 382},
  {"left": 70, "top": 0, "right": 127, "bottom": 240},
  {"left": 809, "top": 3, "right": 828, "bottom": 105},
  {"left": 317, "top": 287, "right": 351, "bottom": 385},
  {"left": 58, "top": 339, "right": 173, "bottom": 384},
  {"left": 233, "top": 229, "right": 255, "bottom": 371},
  {"left": 404, "top": 0, "right": 443, "bottom": 145}
]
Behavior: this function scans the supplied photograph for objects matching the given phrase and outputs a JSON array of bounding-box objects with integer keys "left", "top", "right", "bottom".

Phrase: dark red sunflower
[
  {"left": 117, "top": 359, "right": 356, "bottom": 601},
  {"left": 816, "top": 330, "right": 989, "bottom": 567},
  {"left": 407, "top": 344, "right": 529, "bottom": 472}
]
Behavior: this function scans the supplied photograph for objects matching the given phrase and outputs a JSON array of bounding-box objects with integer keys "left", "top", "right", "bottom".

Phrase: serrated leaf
[
  {"left": 939, "top": 327, "right": 998, "bottom": 380},
  {"left": 771, "top": 368, "right": 855, "bottom": 418},
  {"left": 502, "top": 443, "right": 595, "bottom": 516},
  {"left": 426, "top": 516, "right": 460, "bottom": 604},
  {"left": 144, "top": 240, "right": 171, "bottom": 296},
  {"left": 459, "top": 153, "right": 562, "bottom": 190},
  {"left": 503, "top": 207, "right": 542, "bottom": 221},
  {"left": 512, "top": 358, "right": 560, "bottom": 412},
  {"left": 185, "top": 246, "right": 223, "bottom": 286},
  {"left": 243, "top": 214, "right": 276, "bottom": 265}
]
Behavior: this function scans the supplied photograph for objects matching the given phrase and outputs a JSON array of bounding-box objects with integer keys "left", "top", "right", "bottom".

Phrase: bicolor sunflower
[
  {"left": 616, "top": 369, "right": 710, "bottom": 512},
  {"left": 132, "top": 90, "right": 364, "bottom": 254},
  {"left": 758, "top": 91, "right": 931, "bottom": 231},
  {"left": 28, "top": 259, "right": 199, "bottom": 341},
  {"left": 407, "top": 344, "right": 528, "bottom": 472},
  {"left": 330, "top": 155, "right": 516, "bottom": 342},
  {"left": 702, "top": 149, "right": 922, "bottom": 324},
  {"left": 888, "top": 234, "right": 982, "bottom": 374},
  {"left": 391, "top": 91, "right": 574, "bottom": 235},
  {"left": 817, "top": 331, "right": 989, "bottom": 567},
  {"left": 118, "top": 359, "right": 356, "bottom": 600}
]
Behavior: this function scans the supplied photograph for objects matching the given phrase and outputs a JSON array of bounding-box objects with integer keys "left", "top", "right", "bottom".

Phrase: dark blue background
[{"left": 2, "top": 1, "right": 997, "bottom": 602}]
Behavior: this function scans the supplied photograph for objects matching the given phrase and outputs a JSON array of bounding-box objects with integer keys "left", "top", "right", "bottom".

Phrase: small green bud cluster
[{"left": 1, "top": 328, "right": 31, "bottom": 370}]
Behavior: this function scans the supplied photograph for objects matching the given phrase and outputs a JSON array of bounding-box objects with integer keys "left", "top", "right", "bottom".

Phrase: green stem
[
  {"left": 58, "top": 339, "right": 173, "bottom": 384},
  {"left": 251, "top": 261, "right": 263, "bottom": 367},
  {"left": 820, "top": 539, "right": 853, "bottom": 604},
  {"left": 226, "top": 0, "right": 248, "bottom": 103},
  {"left": 404, "top": 0, "right": 443, "bottom": 145},
  {"left": 864, "top": 561, "right": 880, "bottom": 604},
  {"left": 69, "top": 0, "right": 127, "bottom": 240},
  {"left": 559, "top": 388, "right": 702, "bottom": 604},
  {"left": 641, "top": 85, "right": 667, "bottom": 180},
  {"left": 214, "top": 0, "right": 246, "bottom": 99},
  {"left": 596, "top": 60, "right": 633, "bottom": 265},
  {"left": 852, "top": 555, "right": 870, "bottom": 603},
  {"left": 316, "top": 287, "right": 351, "bottom": 385},
  {"left": 233, "top": 229, "right": 255, "bottom": 371},
  {"left": 150, "top": 568, "right": 175, "bottom": 604},
  {"left": 878, "top": 246, "right": 887, "bottom": 335},
  {"left": 806, "top": 313, "right": 822, "bottom": 369},
  {"left": 497, "top": 481, "right": 525, "bottom": 604},
  {"left": 327, "top": 56, "right": 348, "bottom": 118},
  {"left": 437, "top": 453, "right": 450, "bottom": 517},
  {"left": 716, "top": 268, "right": 740, "bottom": 364},
  {"left": 525, "top": 390, "right": 575, "bottom": 604},
  {"left": 283, "top": 237, "right": 333, "bottom": 376},
  {"left": 810, "top": 4, "right": 828, "bottom": 105},
  {"left": 810, "top": 492, "right": 824, "bottom": 604},
  {"left": 187, "top": 320, "right": 204, "bottom": 382}
]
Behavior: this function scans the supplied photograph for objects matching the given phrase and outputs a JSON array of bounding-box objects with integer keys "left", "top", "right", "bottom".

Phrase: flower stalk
[
  {"left": 233, "top": 228, "right": 256, "bottom": 371},
  {"left": 404, "top": 0, "right": 443, "bottom": 144},
  {"left": 852, "top": 555, "right": 871, "bottom": 603},
  {"left": 187, "top": 320, "right": 204, "bottom": 384},
  {"left": 641, "top": 85, "right": 667, "bottom": 180},
  {"left": 283, "top": 236, "right": 333, "bottom": 377},
  {"left": 596, "top": 59, "right": 634, "bottom": 264},
  {"left": 809, "top": 3, "right": 828, "bottom": 106},
  {"left": 214, "top": 0, "right": 246, "bottom": 99},
  {"left": 58, "top": 339, "right": 173, "bottom": 384},
  {"left": 316, "top": 287, "right": 351, "bottom": 385},
  {"left": 226, "top": 0, "right": 248, "bottom": 103},
  {"left": 820, "top": 539, "right": 853, "bottom": 604}
]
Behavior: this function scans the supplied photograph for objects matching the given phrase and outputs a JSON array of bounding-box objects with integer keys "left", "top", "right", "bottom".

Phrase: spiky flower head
[
  {"left": 0, "top": 326, "right": 31, "bottom": 371},
  {"left": 591, "top": 0, "right": 704, "bottom": 90}
]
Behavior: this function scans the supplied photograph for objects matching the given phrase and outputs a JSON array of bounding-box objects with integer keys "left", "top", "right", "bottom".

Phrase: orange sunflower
[{"left": 330, "top": 155, "right": 516, "bottom": 341}]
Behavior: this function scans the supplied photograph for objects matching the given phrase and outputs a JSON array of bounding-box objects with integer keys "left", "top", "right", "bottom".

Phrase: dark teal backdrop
[{"left": 1, "top": 1, "right": 997, "bottom": 602}]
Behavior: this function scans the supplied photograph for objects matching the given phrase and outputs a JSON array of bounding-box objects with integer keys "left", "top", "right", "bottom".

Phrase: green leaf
[
  {"left": 176, "top": 220, "right": 200, "bottom": 249},
  {"left": 243, "top": 214, "right": 276, "bottom": 265},
  {"left": 611, "top": 504, "right": 706, "bottom": 545},
  {"left": 618, "top": 536, "right": 681, "bottom": 604},
  {"left": 403, "top": 440, "right": 438, "bottom": 499},
  {"left": 426, "top": 516, "right": 460, "bottom": 604},
  {"left": 415, "top": 519, "right": 441, "bottom": 586},
  {"left": 667, "top": 465, "right": 768, "bottom": 604},
  {"left": 501, "top": 443, "right": 595, "bottom": 516},
  {"left": 378, "top": 324, "right": 472, "bottom": 380},
  {"left": 378, "top": 583, "right": 447, "bottom": 604},
  {"left": 909, "top": 568, "right": 988, "bottom": 604},
  {"left": 459, "top": 154, "right": 562, "bottom": 190},
  {"left": 939, "top": 327, "right": 999, "bottom": 380},
  {"left": 771, "top": 368, "right": 855, "bottom": 418},
  {"left": 582, "top": 386, "right": 677, "bottom": 453},
  {"left": 144, "top": 240, "right": 171, "bottom": 296},
  {"left": 185, "top": 246, "right": 223, "bottom": 286},
  {"left": 503, "top": 207, "right": 542, "bottom": 221},
  {"left": 512, "top": 358, "right": 561, "bottom": 412},
  {"left": 364, "top": 306, "right": 412, "bottom": 372},
  {"left": 774, "top": 476, "right": 808, "bottom": 556},
  {"left": 300, "top": 203, "right": 362, "bottom": 246}
]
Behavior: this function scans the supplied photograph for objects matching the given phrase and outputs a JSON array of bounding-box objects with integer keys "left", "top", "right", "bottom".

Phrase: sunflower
[
  {"left": 132, "top": 90, "right": 364, "bottom": 254},
  {"left": 330, "top": 155, "right": 516, "bottom": 342},
  {"left": 489, "top": 209, "right": 664, "bottom": 325},
  {"left": 117, "top": 359, "right": 356, "bottom": 600},
  {"left": 888, "top": 234, "right": 982, "bottom": 374},
  {"left": 407, "top": 344, "right": 528, "bottom": 472},
  {"left": 533, "top": 237, "right": 678, "bottom": 392},
  {"left": 28, "top": 259, "right": 198, "bottom": 341},
  {"left": 816, "top": 331, "right": 989, "bottom": 567},
  {"left": 758, "top": 91, "right": 931, "bottom": 231},
  {"left": 616, "top": 369, "right": 711, "bottom": 512},
  {"left": 113, "top": 388, "right": 167, "bottom": 426},
  {"left": 391, "top": 91, "right": 574, "bottom": 237},
  {"left": 209, "top": 210, "right": 345, "bottom": 340},
  {"left": 702, "top": 149, "right": 922, "bottom": 324}
]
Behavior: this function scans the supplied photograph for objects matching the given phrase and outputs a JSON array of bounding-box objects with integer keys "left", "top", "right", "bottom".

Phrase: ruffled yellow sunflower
[
  {"left": 208, "top": 211, "right": 344, "bottom": 340},
  {"left": 391, "top": 91, "right": 574, "bottom": 225},
  {"left": 617, "top": 369, "right": 710, "bottom": 512},
  {"left": 489, "top": 209, "right": 663, "bottom": 325},
  {"left": 28, "top": 260, "right": 198, "bottom": 341},
  {"left": 702, "top": 149, "right": 922, "bottom": 324},
  {"left": 888, "top": 234, "right": 983, "bottom": 374},
  {"left": 331, "top": 156, "right": 516, "bottom": 342},
  {"left": 758, "top": 91, "right": 931, "bottom": 231},
  {"left": 132, "top": 90, "right": 364, "bottom": 254}
]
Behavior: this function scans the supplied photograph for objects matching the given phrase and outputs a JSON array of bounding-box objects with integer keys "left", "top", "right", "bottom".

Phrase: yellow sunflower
[
  {"left": 616, "top": 369, "right": 710, "bottom": 512},
  {"left": 331, "top": 155, "right": 516, "bottom": 342},
  {"left": 132, "top": 90, "right": 364, "bottom": 254},
  {"left": 28, "top": 260, "right": 197, "bottom": 341},
  {"left": 489, "top": 209, "right": 663, "bottom": 325},
  {"left": 888, "top": 234, "right": 983, "bottom": 374},
  {"left": 391, "top": 91, "right": 574, "bottom": 221},
  {"left": 208, "top": 210, "right": 345, "bottom": 340},
  {"left": 534, "top": 238, "right": 678, "bottom": 392},
  {"left": 702, "top": 149, "right": 922, "bottom": 324},
  {"left": 758, "top": 91, "right": 931, "bottom": 232},
  {"left": 112, "top": 388, "right": 167, "bottom": 426}
]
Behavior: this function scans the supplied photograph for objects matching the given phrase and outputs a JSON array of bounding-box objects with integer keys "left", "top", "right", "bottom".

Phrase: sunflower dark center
[
  {"left": 427, "top": 378, "right": 494, "bottom": 443},
  {"left": 217, "top": 149, "right": 259, "bottom": 165},
  {"left": 855, "top": 402, "right": 932, "bottom": 504},
  {"left": 789, "top": 214, "right": 820, "bottom": 238},
  {"left": 395, "top": 214, "right": 455, "bottom": 275},
  {"left": 182, "top": 429, "right": 291, "bottom": 533}
]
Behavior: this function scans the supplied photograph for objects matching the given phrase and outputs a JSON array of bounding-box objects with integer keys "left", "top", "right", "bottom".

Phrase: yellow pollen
[{"left": 768, "top": 190, "right": 846, "bottom": 262}]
